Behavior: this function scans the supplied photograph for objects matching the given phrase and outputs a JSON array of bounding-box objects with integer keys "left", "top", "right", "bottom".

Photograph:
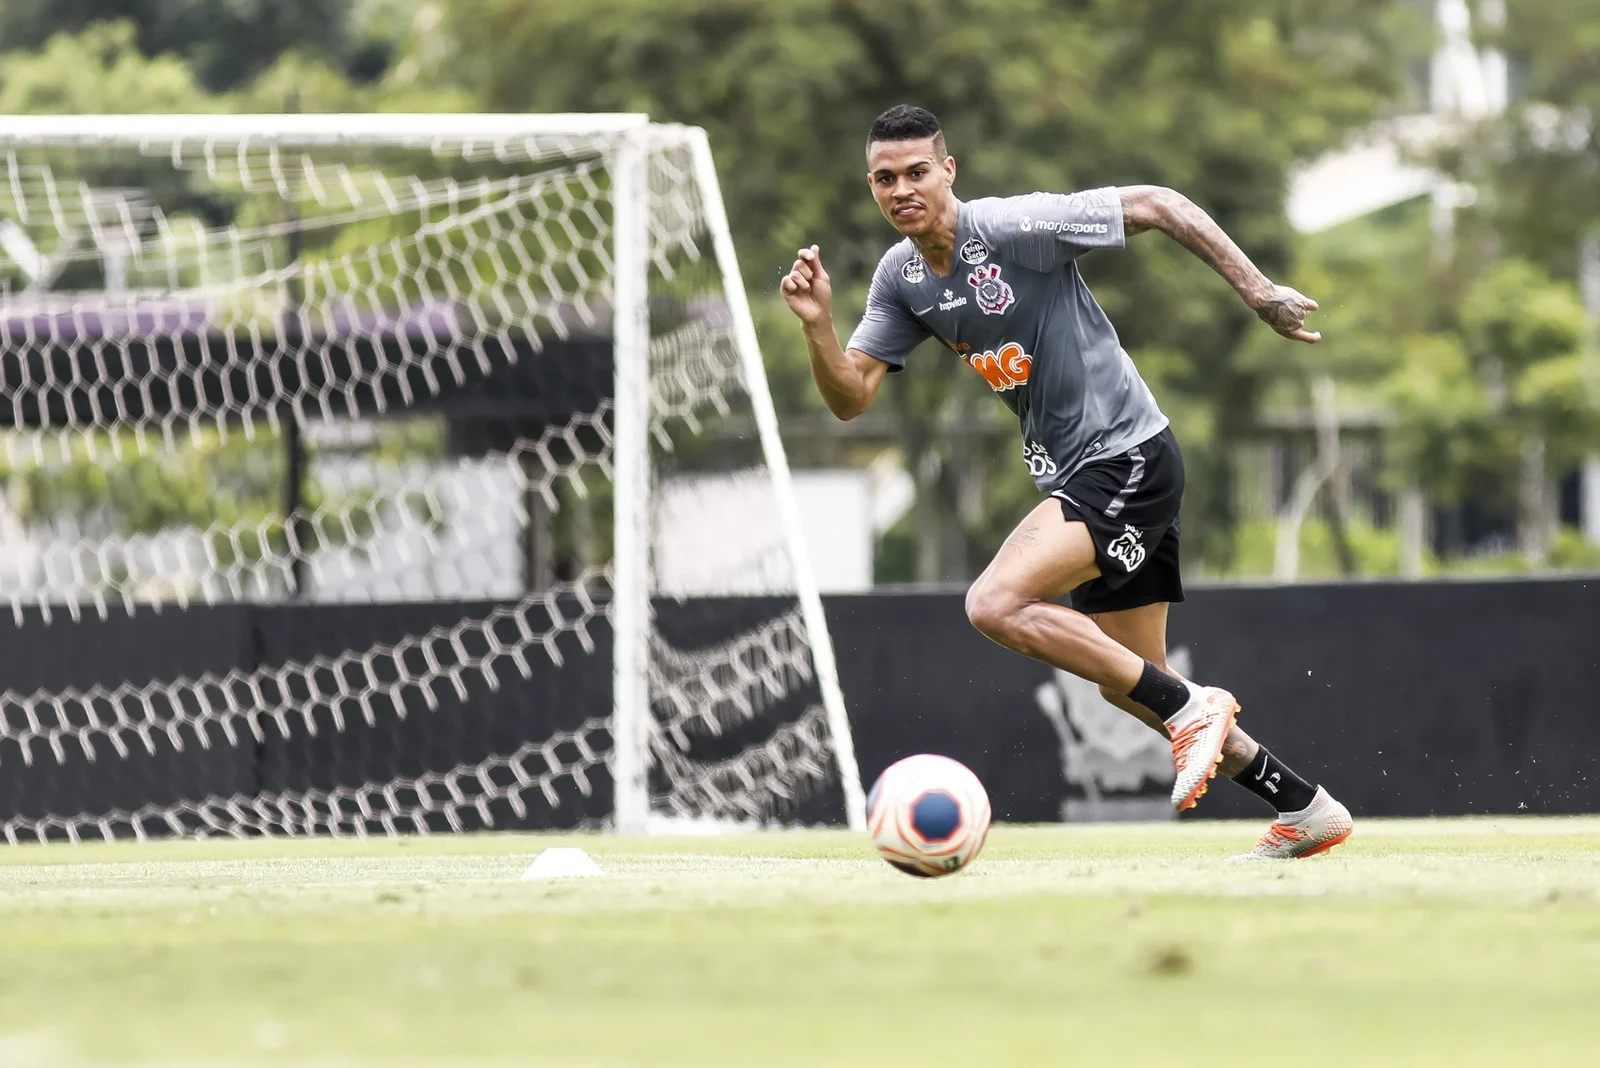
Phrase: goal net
[{"left": 0, "top": 114, "right": 865, "bottom": 842}]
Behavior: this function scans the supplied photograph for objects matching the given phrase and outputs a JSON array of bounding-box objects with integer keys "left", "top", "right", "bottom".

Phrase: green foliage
[
  {"left": 437, "top": 0, "right": 1404, "bottom": 286},
  {"left": 420, "top": 0, "right": 1407, "bottom": 573},
  {"left": 0, "top": 20, "right": 214, "bottom": 114},
  {"left": 1382, "top": 258, "right": 1598, "bottom": 507},
  {"left": 1221, "top": 517, "right": 1416, "bottom": 580},
  {"left": 0, "top": 424, "right": 453, "bottom": 585},
  {"left": 1475, "top": 0, "right": 1600, "bottom": 275},
  {"left": 1383, "top": 331, "right": 1503, "bottom": 504},
  {"left": 1261, "top": 197, "right": 1444, "bottom": 390},
  {"left": 1515, "top": 353, "right": 1600, "bottom": 466},
  {"left": 0, "top": 430, "right": 283, "bottom": 537},
  {"left": 1460, "top": 259, "right": 1586, "bottom": 374},
  {"left": 0, "top": 7, "right": 464, "bottom": 116},
  {"left": 26, "top": 1, "right": 1556, "bottom": 583},
  {"left": 1427, "top": 527, "right": 1600, "bottom": 576},
  {"left": 872, "top": 516, "right": 915, "bottom": 586},
  {"left": 1217, "top": 515, "right": 1600, "bottom": 582},
  {"left": 0, "top": 0, "right": 373, "bottom": 92},
  {"left": 1309, "top": 167, "right": 1599, "bottom": 532},
  {"left": 1271, "top": 2, "right": 1600, "bottom": 571}
]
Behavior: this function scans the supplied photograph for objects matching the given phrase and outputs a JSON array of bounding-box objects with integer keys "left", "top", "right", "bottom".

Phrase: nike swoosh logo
[{"left": 912, "top": 306, "right": 934, "bottom": 315}]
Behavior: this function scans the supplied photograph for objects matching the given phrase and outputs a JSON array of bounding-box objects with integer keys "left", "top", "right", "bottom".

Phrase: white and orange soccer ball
[{"left": 866, "top": 754, "right": 992, "bottom": 878}]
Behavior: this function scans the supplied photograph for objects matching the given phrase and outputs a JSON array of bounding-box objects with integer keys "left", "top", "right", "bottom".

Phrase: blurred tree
[
  {"left": 1402, "top": 0, "right": 1600, "bottom": 561},
  {"left": 0, "top": 20, "right": 213, "bottom": 114},
  {"left": 0, "top": 0, "right": 417, "bottom": 92},
  {"left": 1471, "top": 0, "right": 1600, "bottom": 275},
  {"left": 1385, "top": 259, "right": 1598, "bottom": 563},
  {"left": 427, "top": 0, "right": 1409, "bottom": 579}
]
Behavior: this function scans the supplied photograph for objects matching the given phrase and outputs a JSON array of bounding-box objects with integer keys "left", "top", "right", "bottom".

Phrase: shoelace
[
  {"left": 1259, "top": 822, "right": 1309, "bottom": 850},
  {"left": 1168, "top": 717, "right": 1209, "bottom": 771}
]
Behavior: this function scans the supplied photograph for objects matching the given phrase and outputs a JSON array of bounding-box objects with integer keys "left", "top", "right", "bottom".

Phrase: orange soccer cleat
[
  {"left": 1230, "top": 787, "right": 1355, "bottom": 860},
  {"left": 1165, "top": 686, "right": 1239, "bottom": 812}
]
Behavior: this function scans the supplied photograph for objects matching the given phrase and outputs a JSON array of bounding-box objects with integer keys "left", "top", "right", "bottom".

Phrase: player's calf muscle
[
  {"left": 965, "top": 584, "right": 1141, "bottom": 690},
  {"left": 1218, "top": 726, "right": 1260, "bottom": 777}
]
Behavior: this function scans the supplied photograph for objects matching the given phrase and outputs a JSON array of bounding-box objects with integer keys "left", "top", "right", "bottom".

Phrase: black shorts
[{"left": 1053, "top": 427, "right": 1185, "bottom": 614}]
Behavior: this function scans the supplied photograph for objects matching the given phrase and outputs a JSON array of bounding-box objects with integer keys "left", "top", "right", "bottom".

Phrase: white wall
[{"left": 654, "top": 469, "right": 874, "bottom": 595}]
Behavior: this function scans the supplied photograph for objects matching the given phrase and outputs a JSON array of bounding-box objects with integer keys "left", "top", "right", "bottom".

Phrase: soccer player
[{"left": 781, "top": 105, "right": 1352, "bottom": 859}]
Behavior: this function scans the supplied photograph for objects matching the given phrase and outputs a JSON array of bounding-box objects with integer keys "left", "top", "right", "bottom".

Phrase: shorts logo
[
  {"left": 1106, "top": 525, "right": 1146, "bottom": 573},
  {"left": 963, "top": 341, "right": 1032, "bottom": 392},
  {"left": 959, "top": 238, "right": 989, "bottom": 265},
  {"left": 967, "top": 263, "right": 1015, "bottom": 315},
  {"left": 902, "top": 257, "right": 926, "bottom": 284}
]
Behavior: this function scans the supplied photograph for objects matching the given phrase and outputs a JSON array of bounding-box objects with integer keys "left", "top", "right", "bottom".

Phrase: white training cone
[{"left": 521, "top": 847, "right": 603, "bottom": 880}]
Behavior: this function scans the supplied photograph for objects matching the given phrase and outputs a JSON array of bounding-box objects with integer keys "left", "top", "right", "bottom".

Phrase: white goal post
[{"left": 0, "top": 113, "right": 866, "bottom": 839}]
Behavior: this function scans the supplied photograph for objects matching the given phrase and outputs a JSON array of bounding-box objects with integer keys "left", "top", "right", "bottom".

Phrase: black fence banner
[{"left": 0, "top": 577, "right": 1593, "bottom": 833}]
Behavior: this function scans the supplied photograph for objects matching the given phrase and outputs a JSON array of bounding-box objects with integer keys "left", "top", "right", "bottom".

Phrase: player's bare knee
[
  {"left": 963, "top": 582, "right": 1003, "bottom": 637},
  {"left": 964, "top": 581, "right": 1021, "bottom": 645}
]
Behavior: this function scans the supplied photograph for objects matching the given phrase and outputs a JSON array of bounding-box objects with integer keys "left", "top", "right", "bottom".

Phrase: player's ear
[{"left": 943, "top": 154, "right": 957, "bottom": 185}]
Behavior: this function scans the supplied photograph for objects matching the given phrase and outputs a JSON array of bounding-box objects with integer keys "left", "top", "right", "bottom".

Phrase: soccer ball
[{"left": 867, "top": 754, "right": 992, "bottom": 878}]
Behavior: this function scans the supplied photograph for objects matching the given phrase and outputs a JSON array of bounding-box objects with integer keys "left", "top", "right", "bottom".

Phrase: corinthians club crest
[
  {"left": 967, "top": 263, "right": 1014, "bottom": 315},
  {"left": 1106, "top": 525, "right": 1146, "bottom": 572}
]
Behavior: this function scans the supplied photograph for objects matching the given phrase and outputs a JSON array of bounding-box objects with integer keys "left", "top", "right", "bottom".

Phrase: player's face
[{"left": 866, "top": 137, "right": 955, "bottom": 238}]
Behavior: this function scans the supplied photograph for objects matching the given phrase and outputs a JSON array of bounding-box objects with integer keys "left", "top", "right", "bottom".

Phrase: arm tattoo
[{"left": 1160, "top": 197, "right": 1273, "bottom": 309}]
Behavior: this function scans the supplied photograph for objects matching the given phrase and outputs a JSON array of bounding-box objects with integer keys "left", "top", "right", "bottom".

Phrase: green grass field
[{"left": 0, "top": 818, "right": 1596, "bottom": 1067}]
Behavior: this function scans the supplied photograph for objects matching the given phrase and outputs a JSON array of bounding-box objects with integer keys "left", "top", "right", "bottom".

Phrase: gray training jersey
[{"left": 846, "top": 189, "right": 1168, "bottom": 492}]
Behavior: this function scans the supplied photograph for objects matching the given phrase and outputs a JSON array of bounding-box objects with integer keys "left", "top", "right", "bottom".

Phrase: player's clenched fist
[
  {"left": 781, "top": 245, "right": 832, "bottom": 325},
  {"left": 1253, "top": 284, "right": 1322, "bottom": 344}
]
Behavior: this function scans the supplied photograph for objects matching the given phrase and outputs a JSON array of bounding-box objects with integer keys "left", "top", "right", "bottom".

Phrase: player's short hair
[{"left": 867, "top": 105, "right": 947, "bottom": 158}]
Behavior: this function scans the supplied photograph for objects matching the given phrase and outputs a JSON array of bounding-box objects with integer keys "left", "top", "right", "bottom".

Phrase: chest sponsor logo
[
  {"left": 938, "top": 288, "right": 967, "bottom": 311},
  {"left": 901, "top": 257, "right": 926, "bottom": 284},
  {"left": 967, "top": 263, "right": 1015, "bottom": 315},
  {"left": 1019, "top": 215, "right": 1110, "bottom": 236},
  {"left": 963, "top": 341, "right": 1031, "bottom": 392},
  {"left": 959, "top": 238, "right": 989, "bottom": 265},
  {"left": 1106, "top": 525, "right": 1147, "bottom": 573}
]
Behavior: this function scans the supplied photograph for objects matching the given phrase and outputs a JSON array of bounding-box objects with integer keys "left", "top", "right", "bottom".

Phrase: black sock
[
  {"left": 1231, "top": 747, "right": 1318, "bottom": 813},
  {"left": 1127, "top": 660, "right": 1191, "bottom": 722}
]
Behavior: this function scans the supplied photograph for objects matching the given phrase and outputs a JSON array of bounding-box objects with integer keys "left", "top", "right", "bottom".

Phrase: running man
[{"left": 781, "top": 105, "right": 1351, "bottom": 859}]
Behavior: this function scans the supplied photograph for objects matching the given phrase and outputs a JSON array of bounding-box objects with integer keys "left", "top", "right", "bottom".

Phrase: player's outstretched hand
[
  {"left": 1254, "top": 284, "right": 1321, "bottom": 343},
  {"left": 781, "top": 245, "right": 832, "bottom": 326}
]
